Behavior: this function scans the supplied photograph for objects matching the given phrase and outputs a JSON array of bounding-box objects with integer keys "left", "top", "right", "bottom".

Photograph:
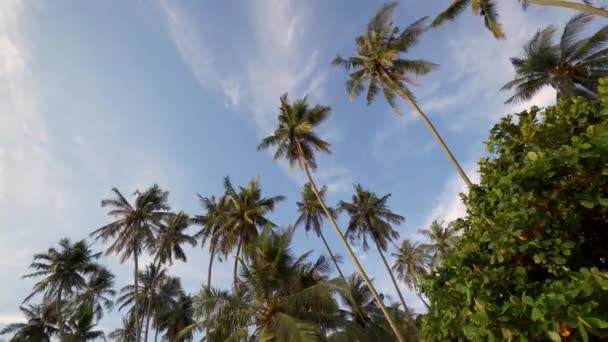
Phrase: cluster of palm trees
[{"left": 3, "top": 1, "right": 608, "bottom": 341}]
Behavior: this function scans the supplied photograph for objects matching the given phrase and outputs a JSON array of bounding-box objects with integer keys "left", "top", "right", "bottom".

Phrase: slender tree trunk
[
  {"left": 318, "top": 231, "right": 346, "bottom": 282},
  {"left": 205, "top": 245, "right": 216, "bottom": 341},
  {"left": 374, "top": 239, "right": 411, "bottom": 315},
  {"left": 134, "top": 252, "right": 141, "bottom": 342},
  {"left": 294, "top": 141, "right": 406, "bottom": 342},
  {"left": 382, "top": 69, "right": 472, "bottom": 187},
  {"left": 154, "top": 326, "right": 159, "bottom": 342},
  {"left": 416, "top": 290, "right": 431, "bottom": 310},
  {"left": 57, "top": 286, "right": 65, "bottom": 340},
  {"left": 527, "top": 0, "right": 608, "bottom": 17},
  {"left": 233, "top": 240, "right": 243, "bottom": 290},
  {"left": 144, "top": 300, "right": 152, "bottom": 342},
  {"left": 144, "top": 259, "right": 163, "bottom": 342}
]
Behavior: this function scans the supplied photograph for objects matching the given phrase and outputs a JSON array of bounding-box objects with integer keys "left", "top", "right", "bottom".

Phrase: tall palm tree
[
  {"left": 502, "top": 13, "right": 608, "bottom": 103},
  {"left": 392, "top": 240, "right": 431, "bottom": 308},
  {"left": 418, "top": 220, "right": 459, "bottom": 268},
  {"left": 295, "top": 182, "right": 346, "bottom": 281},
  {"left": 22, "top": 238, "right": 101, "bottom": 340},
  {"left": 433, "top": 0, "right": 608, "bottom": 39},
  {"left": 75, "top": 267, "right": 116, "bottom": 321},
  {"left": 143, "top": 211, "right": 196, "bottom": 341},
  {"left": 64, "top": 305, "right": 105, "bottom": 341},
  {"left": 258, "top": 93, "right": 406, "bottom": 341},
  {"left": 332, "top": 3, "right": 472, "bottom": 187},
  {"left": 193, "top": 195, "right": 228, "bottom": 291},
  {"left": 190, "top": 287, "right": 250, "bottom": 342},
  {"left": 221, "top": 176, "right": 285, "bottom": 288},
  {"left": 91, "top": 184, "right": 170, "bottom": 342},
  {"left": 150, "top": 276, "right": 183, "bottom": 342},
  {"left": 157, "top": 293, "right": 195, "bottom": 342},
  {"left": 337, "top": 184, "right": 410, "bottom": 315},
  {"left": 0, "top": 304, "right": 57, "bottom": 341}
]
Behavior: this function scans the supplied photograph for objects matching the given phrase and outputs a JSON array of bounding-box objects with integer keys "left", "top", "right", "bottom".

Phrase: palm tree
[
  {"left": 143, "top": 211, "right": 196, "bottom": 341},
  {"left": 295, "top": 182, "right": 346, "bottom": 281},
  {"left": 190, "top": 287, "right": 250, "bottom": 341},
  {"left": 22, "top": 238, "right": 101, "bottom": 340},
  {"left": 392, "top": 240, "right": 431, "bottom": 308},
  {"left": 433, "top": 1, "right": 608, "bottom": 40},
  {"left": 338, "top": 184, "right": 410, "bottom": 316},
  {"left": 258, "top": 94, "right": 406, "bottom": 341},
  {"left": 193, "top": 195, "right": 228, "bottom": 291},
  {"left": 418, "top": 220, "right": 459, "bottom": 267},
  {"left": 198, "top": 227, "right": 339, "bottom": 341},
  {"left": 502, "top": 13, "right": 608, "bottom": 103},
  {"left": 91, "top": 184, "right": 170, "bottom": 342},
  {"left": 75, "top": 267, "right": 116, "bottom": 321},
  {"left": 64, "top": 305, "right": 105, "bottom": 341},
  {"left": 0, "top": 304, "right": 57, "bottom": 341},
  {"left": 109, "top": 317, "right": 136, "bottom": 342},
  {"left": 221, "top": 176, "right": 285, "bottom": 288},
  {"left": 331, "top": 274, "right": 393, "bottom": 341},
  {"left": 150, "top": 276, "right": 183, "bottom": 342},
  {"left": 332, "top": 3, "right": 472, "bottom": 187},
  {"left": 156, "top": 293, "right": 195, "bottom": 342}
]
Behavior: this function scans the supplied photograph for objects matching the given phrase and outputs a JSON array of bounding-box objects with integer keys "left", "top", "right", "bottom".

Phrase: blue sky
[{"left": 0, "top": 0, "right": 586, "bottom": 335}]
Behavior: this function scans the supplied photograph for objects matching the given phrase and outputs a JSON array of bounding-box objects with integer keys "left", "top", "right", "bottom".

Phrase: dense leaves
[{"left": 421, "top": 84, "right": 608, "bottom": 340}]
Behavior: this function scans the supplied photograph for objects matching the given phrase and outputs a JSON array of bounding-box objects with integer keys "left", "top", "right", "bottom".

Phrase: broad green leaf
[
  {"left": 585, "top": 317, "right": 608, "bottom": 328},
  {"left": 580, "top": 200, "right": 595, "bottom": 209},
  {"left": 531, "top": 307, "right": 543, "bottom": 322},
  {"left": 547, "top": 331, "right": 561, "bottom": 342}
]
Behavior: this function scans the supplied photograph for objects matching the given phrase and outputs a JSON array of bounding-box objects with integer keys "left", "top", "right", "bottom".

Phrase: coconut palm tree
[
  {"left": 150, "top": 276, "right": 183, "bottom": 342},
  {"left": 418, "top": 220, "right": 459, "bottom": 267},
  {"left": 221, "top": 176, "right": 285, "bottom": 288},
  {"left": 91, "top": 184, "right": 171, "bottom": 342},
  {"left": 338, "top": 184, "right": 410, "bottom": 315},
  {"left": 332, "top": 3, "right": 472, "bottom": 187},
  {"left": 156, "top": 293, "right": 195, "bottom": 342},
  {"left": 22, "top": 238, "right": 101, "bottom": 340},
  {"left": 198, "top": 227, "right": 339, "bottom": 340},
  {"left": 392, "top": 240, "right": 431, "bottom": 308},
  {"left": 0, "top": 304, "right": 57, "bottom": 341},
  {"left": 433, "top": 1, "right": 608, "bottom": 39},
  {"left": 295, "top": 182, "right": 346, "bottom": 281},
  {"left": 109, "top": 316, "right": 136, "bottom": 342},
  {"left": 74, "top": 267, "right": 116, "bottom": 321},
  {"left": 502, "top": 13, "right": 608, "bottom": 103},
  {"left": 258, "top": 94, "right": 406, "bottom": 341},
  {"left": 64, "top": 305, "right": 105, "bottom": 341},
  {"left": 192, "top": 194, "right": 230, "bottom": 340},
  {"left": 190, "top": 287, "right": 250, "bottom": 341}
]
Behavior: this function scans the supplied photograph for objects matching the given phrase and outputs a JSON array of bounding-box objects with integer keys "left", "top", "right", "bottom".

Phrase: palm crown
[
  {"left": 0, "top": 304, "right": 58, "bottom": 341},
  {"left": 295, "top": 183, "right": 336, "bottom": 237},
  {"left": 257, "top": 93, "right": 332, "bottom": 170},
  {"left": 332, "top": 2, "right": 436, "bottom": 113},
  {"left": 391, "top": 240, "right": 430, "bottom": 290},
  {"left": 502, "top": 13, "right": 608, "bottom": 103}
]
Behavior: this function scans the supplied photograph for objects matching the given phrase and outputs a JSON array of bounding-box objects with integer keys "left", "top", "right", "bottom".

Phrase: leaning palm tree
[
  {"left": 433, "top": 1, "right": 608, "bottom": 39},
  {"left": 338, "top": 184, "right": 410, "bottom": 317},
  {"left": 91, "top": 184, "right": 170, "bottom": 342},
  {"left": 64, "top": 305, "right": 105, "bottom": 342},
  {"left": 502, "top": 13, "right": 608, "bottom": 103},
  {"left": 333, "top": 3, "right": 472, "bottom": 187},
  {"left": 392, "top": 240, "right": 431, "bottom": 308},
  {"left": 295, "top": 182, "right": 346, "bottom": 281},
  {"left": 22, "top": 238, "right": 101, "bottom": 340},
  {"left": 0, "top": 304, "right": 57, "bottom": 342},
  {"left": 418, "top": 220, "right": 459, "bottom": 268},
  {"left": 221, "top": 176, "right": 285, "bottom": 288},
  {"left": 258, "top": 94, "right": 406, "bottom": 341}
]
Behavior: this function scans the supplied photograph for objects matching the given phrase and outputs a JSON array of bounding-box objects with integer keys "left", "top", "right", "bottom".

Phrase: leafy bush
[{"left": 421, "top": 79, "right": 608, "bottom": 341}]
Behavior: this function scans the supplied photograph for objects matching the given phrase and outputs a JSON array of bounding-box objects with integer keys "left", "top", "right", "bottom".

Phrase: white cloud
[{"left": 0, "top": 312, "right": 23, "bottom": 325}]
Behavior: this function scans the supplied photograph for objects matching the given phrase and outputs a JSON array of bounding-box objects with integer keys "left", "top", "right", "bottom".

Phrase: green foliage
[{"left": 421, "top": 83, "right": 608, "bottom": 340}]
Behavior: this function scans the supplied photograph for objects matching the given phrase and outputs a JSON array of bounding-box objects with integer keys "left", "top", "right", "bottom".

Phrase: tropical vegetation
[{"left": 3, "top": 2, "right": 608, "bottom": 342}]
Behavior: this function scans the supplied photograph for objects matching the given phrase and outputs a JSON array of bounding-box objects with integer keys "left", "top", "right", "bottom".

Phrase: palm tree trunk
[
  {"left": 144, "top": 299, "right": 152, "bottom": 342},
  {"left": 318, "top": 230, "right": 346, "bottom": 281},
  {"left": 233, "top": 239, "right": 243, "bottom": 289},
  {"left": 57, "top": 286, "right": 65, "bottom": 340},
  {"left": 206, "top": 245, "right": 216, "bottom": 341},
  {"left": 373, "top": 239, "right": 411, "bottom": 315},
  {"left": 382, "top": 69, "right": 472, "bottom": 187},
  {"left": 154, "top": 326, "right": 159, "bottom": 342},
  {"left": 416, "top": 291, "right": 431, "bottom": 310},
  {"left": 294, "top": 141, "right": 406, "bottom": 342},
  {"left": 527, "top": 0, "right": 608, "bottom": 17},
  {"left": 134, "top": 252, "right": 141, "bottom": 342}
]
